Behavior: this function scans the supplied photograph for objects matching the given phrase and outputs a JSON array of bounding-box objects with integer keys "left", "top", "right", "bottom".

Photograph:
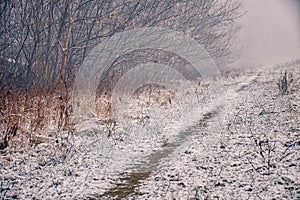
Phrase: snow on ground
[
  {"left": 128, "top": 67, "right": 300, "bottom": 199},
  {"left": 1, "top": 65, "right": 299, "bottom": 199}
]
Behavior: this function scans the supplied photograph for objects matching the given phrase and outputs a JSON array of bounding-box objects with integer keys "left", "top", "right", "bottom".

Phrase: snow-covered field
[{"left": 1, "top": 65, "right": 299, "bottom": 199}]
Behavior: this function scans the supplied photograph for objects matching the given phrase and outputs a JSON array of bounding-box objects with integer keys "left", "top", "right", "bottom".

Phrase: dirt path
[
  {"left": 124, "top": 67, "right": 299, "bottom": 199},
  {"left": 1, "top": 67, "right": 299, "bottom": 199},
  {"left": 94, "top": 70, "right": 263, "bottom": 199}
]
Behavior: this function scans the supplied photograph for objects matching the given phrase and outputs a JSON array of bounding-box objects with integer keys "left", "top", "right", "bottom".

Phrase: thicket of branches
[
  {"left": 0, "top": 0, "right": 242, "bottom": 148},
  {"left": 1, "top": 0, "right": 242, "bottom": 90}
]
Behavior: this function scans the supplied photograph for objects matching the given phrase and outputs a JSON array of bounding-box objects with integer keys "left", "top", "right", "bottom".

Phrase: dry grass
[
  {"left": 95, "top": 83, "right": 177, "bottom": 123},
  {"left": 0, "top": 86, "right": 74, "bottom": 150}
]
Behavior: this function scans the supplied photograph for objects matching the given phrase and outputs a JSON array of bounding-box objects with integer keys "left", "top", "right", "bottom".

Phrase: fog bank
[{"left": 234, "top": 0, "right": 300, "bottom": 67}]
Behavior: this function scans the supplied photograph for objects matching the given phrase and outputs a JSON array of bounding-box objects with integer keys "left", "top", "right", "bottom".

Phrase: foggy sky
[{"left": 235, "top": 0, "right": 300, "bottom": 67}]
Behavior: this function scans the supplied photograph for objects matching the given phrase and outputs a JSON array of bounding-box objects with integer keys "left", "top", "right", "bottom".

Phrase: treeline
[
  {"left": 1, "top": 0, "right": 242, "bottom": 92},
  {"left": 277, "top": 58, "right": 300, "bottom": 68},
  {"left": 0, "top": 0, "right": 242, "bottom": 145}
]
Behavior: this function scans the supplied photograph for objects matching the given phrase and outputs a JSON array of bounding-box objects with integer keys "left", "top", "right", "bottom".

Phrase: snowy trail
[
  {"left": 2, "top": 67, "right": 299, "bottom": 199},
  {"left": 0, "top": 70, "right": 262, "bottom": 200},
  {"left": 94, "top": 71, "right": 262, "bottom": 199}
]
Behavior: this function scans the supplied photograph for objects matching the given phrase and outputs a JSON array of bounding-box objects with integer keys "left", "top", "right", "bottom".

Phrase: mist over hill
[{"left": 234, "top": 0, "right": 300, "bottom": 68}]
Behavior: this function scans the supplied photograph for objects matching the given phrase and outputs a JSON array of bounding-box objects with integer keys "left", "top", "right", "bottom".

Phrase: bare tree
[
  {"left": 1, "top": 0, "right": 242, "bottom": 89},
  {"left": 0, "top": 0, "right": 242, "bottom": 136}
]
